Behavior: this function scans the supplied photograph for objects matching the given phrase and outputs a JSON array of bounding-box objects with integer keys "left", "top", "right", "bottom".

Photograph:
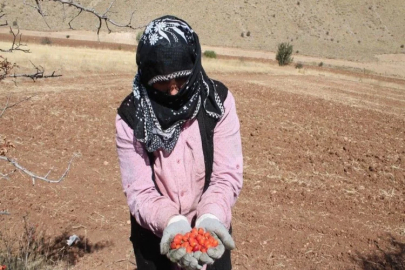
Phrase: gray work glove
[
  {"left": 195, "top": 214, "right": 235, "bottom": 263},
  {"left": 178, "top": 253, "right": 203, "bottom": 270},
  {"left": 206, "top": 233, "right": 226, "bottom": 259},
  {"left": 160, "top": 216, "right": 191, "bottom": 263},
  {"left": 160, "top": 215, "right": 202, "bottom": 270},
  {"left": 193, "top": 250, "right": 214, "bottom": 265}
]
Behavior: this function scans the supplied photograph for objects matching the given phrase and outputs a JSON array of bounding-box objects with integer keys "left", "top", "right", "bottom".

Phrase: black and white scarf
[{"left": 131, "top": 15, "right": 225, "bottom": 153}]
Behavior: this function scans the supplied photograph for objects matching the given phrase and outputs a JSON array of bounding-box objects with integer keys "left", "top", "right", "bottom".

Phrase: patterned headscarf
[{"left": 131, "top": 15, "right": 224, "bottom": 153}]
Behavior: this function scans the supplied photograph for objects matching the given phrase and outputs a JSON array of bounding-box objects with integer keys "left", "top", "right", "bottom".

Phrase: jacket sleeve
[
  {"left": 196, "top": 91, "right": 244, "bottom": 228},
  {"left": 116, "top": 115, "right": 180, "bottom": 236}
]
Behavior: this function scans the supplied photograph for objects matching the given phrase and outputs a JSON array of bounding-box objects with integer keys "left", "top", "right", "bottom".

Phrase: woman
[{"left": 116, "top": 15, "right": 243, "bottom": 270}]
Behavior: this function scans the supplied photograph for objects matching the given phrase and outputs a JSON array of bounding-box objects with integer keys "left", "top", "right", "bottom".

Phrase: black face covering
[{"left": 131, "top": 15, "right": 225, "bottom": 153}]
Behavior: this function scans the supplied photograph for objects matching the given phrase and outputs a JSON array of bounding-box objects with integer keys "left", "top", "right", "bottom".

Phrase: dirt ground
[{"left": 1, "top": 38, "right": 405, "bottom": 270}]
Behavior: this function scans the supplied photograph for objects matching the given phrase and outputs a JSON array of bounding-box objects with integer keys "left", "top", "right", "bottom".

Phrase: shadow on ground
[
  {"left": 352, "top": 234, "right": 405, "bottom": 270},
  {"left": 0, "top": 225, "right": 112, "bottom": 269},
  {"left": 45, "top": 230, "right": 113, "bottom": 265}
]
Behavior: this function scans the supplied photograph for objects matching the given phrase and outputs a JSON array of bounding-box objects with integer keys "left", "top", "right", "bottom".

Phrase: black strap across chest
[{"left": 118, "top": 80, "right": 228, "bottom": 194}]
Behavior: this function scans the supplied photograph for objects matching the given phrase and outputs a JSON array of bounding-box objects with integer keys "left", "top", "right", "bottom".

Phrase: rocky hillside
[{"left": 1, "top": 0, "right": 405, "bottom": 61}]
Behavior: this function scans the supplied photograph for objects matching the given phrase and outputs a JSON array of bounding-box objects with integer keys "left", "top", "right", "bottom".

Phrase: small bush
[
  {"left": 401, "top": 45, "right": 404, "bottom": 48},
  {"left": 241, "top": 32, "right": 244, "bottom": 38},
  {"left": 203, "top": 50, "right": 217, "bottom": 59},
  {"left": 136, "top": 32, "right": 143, "bottom": 42},
  {"left": 0, "top": 216, "right": 48, "bottom": 269},
  {"left": 12, "top": 20, "right": 18, "bottom": 27},
  {"left": 295, "top": 62, "right": 303, "bottom": 69},
  {"left": 40, "top": 37, "right": 52, "bottom": 45},
  {"left": 318, "top": 62, "right": 324, "bottom": 67},
  {"left": 276, "top": 42, "right": 294, "bottom": 66},
  {"left": 0, "top": 216, "right": 110, "bottom": 269},
  {"left": 246, "top": 31, "right": 251, "bottom": 37},
  {"left": 66, "top": 35, "right": 70, "bottom": 39}
]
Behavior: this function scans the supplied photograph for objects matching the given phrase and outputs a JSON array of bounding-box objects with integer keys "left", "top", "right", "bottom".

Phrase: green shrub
[
  {"left": 276, "top": 42, "right": 293, "bottom": 66},
  {"left": 136, "top": 31, "right": 143, "bottom": 42},
  {"left": 203, "top": 50, "right": 217, "bottom": 59},
  {"left": 40, "top": 37, "right": 52, "bottom": 45},
  {"left": 66, "top": 35, "right": 70, "bottom": 39},
  {"left": 12, "top": 20, "right": 18, "bottom": 27},
  {"left": 318, "top": 62, "right": 324, "bottom": 67}
]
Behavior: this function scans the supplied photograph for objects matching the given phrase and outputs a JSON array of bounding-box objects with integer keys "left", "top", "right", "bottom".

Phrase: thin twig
[
  {"left": 0, "top": 169, "right": 17, "bottom": 179},
  {"left": 25, "top": 0, "right": 145, "bottom": 36},
  {"left": 107, "top": 259, "right": 136, "bottom": 268},
  {"left": 68, "top": 9, "right": 82, "bottom": 30},
  {"left": 9, "top": 62, "right": 62, "bottom": 81},
  {"left": 23, "top": 0, "right": 51, "bottom": 29},
  {"left": 0, "top": 11, "right": 7, "bottom": 27},
  {"left": 9, "top": 71, "right": 62, "bottom": 81},
  {"left": 0, "top": 96, "right": 10, "bottom": 117},
  {"left": 0, "top": 154, "right": 78, "bottom": 184},
  {"left": 0, "top": 95, "right": 36, "bottom": 118},
  {"left": 0, "top": 27, "right": 31, "bottom": 53}
]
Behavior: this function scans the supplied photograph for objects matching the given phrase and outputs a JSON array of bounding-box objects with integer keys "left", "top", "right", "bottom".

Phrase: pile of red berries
[{"left": 170, "top": 228, "right": 218, "bottom": 253}]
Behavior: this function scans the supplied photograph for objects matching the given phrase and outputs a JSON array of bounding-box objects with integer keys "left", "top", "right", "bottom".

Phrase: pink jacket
[{"left": 116, "top": 90, "right": 243, "bottom": 236}]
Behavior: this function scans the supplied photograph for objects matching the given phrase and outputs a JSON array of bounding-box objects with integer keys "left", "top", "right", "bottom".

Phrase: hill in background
[{"left": 1, "top": 0, "right": 405, "bottom": 61}]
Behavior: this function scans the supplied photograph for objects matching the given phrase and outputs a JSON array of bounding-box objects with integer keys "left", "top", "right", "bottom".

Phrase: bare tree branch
[
  {"left": 9, "top": 61, "right": 62, "bottom": 81},
  {"left": 0, "top": 27, "right": 31, "bottom": 53},
  {"left": 0, "top": 95, "right": 36, "bottom": 118},
  {"left": 1, "top": 57, "right": 61, "bottom": 82},
  {"left": 0, "top": 154, "right": 78, "bottom": 184},
  {"left": 0, "top": 11, "right": 7, "bottom": 27},
  {"left": 23, "top": 0, "right": 51, "bottom": 29},
  {"left": 0, "top": 96, "right": 10, "bottom": 117},
  {"left": 68, "top": 9, "right": 82, "bottom": 30},
  {"left": 25, "top": 0, "right": 144, "bottom": 36}
]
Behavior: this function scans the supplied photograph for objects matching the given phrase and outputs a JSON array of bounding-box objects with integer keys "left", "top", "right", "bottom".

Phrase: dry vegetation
[{"left": 0, "top": 41, "right": 136, "bottom": 75}]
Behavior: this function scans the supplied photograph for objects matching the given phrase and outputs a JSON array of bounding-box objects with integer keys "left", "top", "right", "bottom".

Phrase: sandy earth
[{"left": 1, "top": 36, "right": 405, "bottom": 270}]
